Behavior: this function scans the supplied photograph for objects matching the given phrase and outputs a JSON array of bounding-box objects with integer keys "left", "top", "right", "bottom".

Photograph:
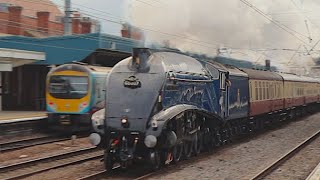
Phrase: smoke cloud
[{"left": 126, "top": 0, "right": 320, "bottom": 74}]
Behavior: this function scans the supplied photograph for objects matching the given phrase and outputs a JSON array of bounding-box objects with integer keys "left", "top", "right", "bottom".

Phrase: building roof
[
  {"left": 0, "top": 0, "right": 63, "bottom": 22},
  {"left": 0, "top": 33, "right": 142, "bottom": 65}
]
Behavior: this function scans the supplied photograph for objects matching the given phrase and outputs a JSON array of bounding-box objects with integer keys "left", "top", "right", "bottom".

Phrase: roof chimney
[
  {"left": 265, "top": 59, "right": 271, "bottom": 71},
  {"left": 37, "top": 11, "right": 50, "bottom": 34},
  {"left": 80, "top": 17, "right": 91, "bottom": 34},
  {"left": 72, "top": 12, "right": 81, "bottom": 34},
  {"left": 121, "top": 23, "right": 130, "bottom": 38},
  {"left": 7, "top": 6, "right": 23, "bottom": 35}
]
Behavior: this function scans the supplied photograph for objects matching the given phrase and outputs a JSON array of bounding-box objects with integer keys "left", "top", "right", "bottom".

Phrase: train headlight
[
  {"left": 91, "top": 109, "right": 105, "bottom": 128},
  {"left": 78, "top": 101, "right": 89, "bottom": 111},
  {"left": 48, "top": 101, "right": 57, "bottom": 111},
  {"left": 121, "top": 117, "right": 130, "bottom": 128},
  {"left": 121, "top": 118, "right": 128, "bottom": 124},
  {"left": 144, "top": 135, "right": 157, "bottom": 148}
]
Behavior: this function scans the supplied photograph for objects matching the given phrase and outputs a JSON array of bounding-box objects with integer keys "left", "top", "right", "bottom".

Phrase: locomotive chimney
[
  {"left": 132, "top": 48, "right": 151, "bottom": 72},
  {"left": 265, "top": 59, "right": 271, "bottom": 71}
]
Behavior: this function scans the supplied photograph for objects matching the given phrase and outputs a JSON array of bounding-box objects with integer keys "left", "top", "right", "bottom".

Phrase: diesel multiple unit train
[
  {"left": 46, "top": 63, "right": 111, "bottom": 132},
  {"left": 89, "top": 48, "right": 320, "bottom": 171}
]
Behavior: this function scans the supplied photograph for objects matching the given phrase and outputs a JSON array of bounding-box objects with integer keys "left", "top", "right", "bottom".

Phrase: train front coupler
[{"left": 104, "top": 133, "right": 140, "bottom": 170}]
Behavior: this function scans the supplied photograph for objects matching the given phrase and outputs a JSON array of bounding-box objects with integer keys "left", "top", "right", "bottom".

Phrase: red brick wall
[
  {"left": 0, "top": 7, "right": 86, "bottom": 37},
  {"left": 0, "top": 12, "right": 8, "bottom": 34}
]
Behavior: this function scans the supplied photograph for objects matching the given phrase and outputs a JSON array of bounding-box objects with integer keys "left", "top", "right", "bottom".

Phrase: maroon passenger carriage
[
  {"left": 241, "top": 68, "right": 284, "bottom": 117},
  {"left": 240, "top": 68, "right": 320, "bottom": 127},
  {"left": 276, "top": 72, "right": 320, "bottom": 115}
]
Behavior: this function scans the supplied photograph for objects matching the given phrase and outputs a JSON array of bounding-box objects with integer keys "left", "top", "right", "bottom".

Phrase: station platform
[
  {"left": 307, "top": 162, "right": 320, "bottom": 180},
  {"left": 0, "top": 111, "right": 47, "bottom": 124}
]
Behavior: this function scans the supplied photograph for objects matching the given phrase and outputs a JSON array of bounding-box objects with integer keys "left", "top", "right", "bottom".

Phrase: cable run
[{"left": 239, "top": 0, "right": 310, "bottom": 46}]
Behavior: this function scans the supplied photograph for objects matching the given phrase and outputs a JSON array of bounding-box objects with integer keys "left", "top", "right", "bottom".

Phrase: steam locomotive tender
[{"left": 90, "top": 48, "right": 320, "bottom": 170}]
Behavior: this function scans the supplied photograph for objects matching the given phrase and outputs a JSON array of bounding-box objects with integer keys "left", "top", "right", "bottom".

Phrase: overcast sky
[{"left": 51, "top": 0, "right": 320, "bottom": 72}]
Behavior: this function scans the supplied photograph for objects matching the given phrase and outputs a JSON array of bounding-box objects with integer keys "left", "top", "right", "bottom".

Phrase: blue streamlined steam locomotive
[{"left": 90, "top": 48, "right": 320, "bottom": 170}]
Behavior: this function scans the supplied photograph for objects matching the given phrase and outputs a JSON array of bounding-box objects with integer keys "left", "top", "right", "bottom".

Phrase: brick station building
[{"left": 0, "top": 0, "right": 99, "bottom": 37}]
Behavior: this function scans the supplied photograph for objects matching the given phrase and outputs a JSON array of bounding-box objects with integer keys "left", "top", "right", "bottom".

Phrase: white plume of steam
[{"left": 125, "top": 0, "right": 320, "bottom": 74}]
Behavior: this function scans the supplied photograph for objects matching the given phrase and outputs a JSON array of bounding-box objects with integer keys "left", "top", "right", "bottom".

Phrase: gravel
[
  {"left": 23, "top": 159, "right": 105, "bottom": 180},
  {"left": 265, "top": 135, "right": 320, "bottom": 180}
]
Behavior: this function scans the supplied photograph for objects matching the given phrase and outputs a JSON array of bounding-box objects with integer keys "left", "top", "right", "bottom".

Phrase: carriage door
[{"left": 219, "top": 72, "right": 230, "bottom": 119}]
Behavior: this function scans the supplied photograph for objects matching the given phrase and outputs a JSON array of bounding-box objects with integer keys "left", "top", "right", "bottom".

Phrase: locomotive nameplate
[{"left": 123, "top": 76, "right": 141, "bottom": 89}]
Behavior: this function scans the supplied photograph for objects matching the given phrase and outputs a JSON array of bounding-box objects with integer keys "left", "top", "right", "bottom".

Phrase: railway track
[
  {"left": 0, "top": 147, "right": 103, "bottom": 180},
  {"left": 0, "top": 135, "right": 72, "bottom": 152},
  {"left": 250, "top": 129, "right": 320, "bottom": 180},
  {"left": 77, "top": 170, "right": 108, "bottom": 180},
  {"left": 77, "top": 166, "right": 153, "bottom": 180}
]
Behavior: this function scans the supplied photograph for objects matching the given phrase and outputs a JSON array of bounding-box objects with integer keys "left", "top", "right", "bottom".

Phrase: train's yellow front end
[{"left": 46, "top": 64, "right": 92, "bottom": 130}]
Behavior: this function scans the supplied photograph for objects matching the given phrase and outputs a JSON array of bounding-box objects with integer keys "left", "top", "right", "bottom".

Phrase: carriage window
[
  {"left": 259, "top": 82, "right": 262, "bottom": 100},
  {"left": 250, "top": 82, "right": 253, "bottom": 99},
  {"left": 274, "top": 83, "right": 278, "bottom": 99},
  {"left": 255, "top": 81, "right": 258, "bottom": 101},
  {"left": 266, "top": 82, "right": 269, "bottom": 99},
  {"left": 262, "top": 82, "right": 267, "bottom": 99}
]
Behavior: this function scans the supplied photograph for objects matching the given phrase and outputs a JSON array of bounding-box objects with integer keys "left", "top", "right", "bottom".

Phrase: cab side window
[{"left": 206, "top": 64, "right": 219, "bottom": 80}]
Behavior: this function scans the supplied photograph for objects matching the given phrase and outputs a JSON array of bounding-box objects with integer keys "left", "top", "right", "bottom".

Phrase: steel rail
[
  {"left": 250, "top": 129, "right": 320, "bottom": 180},
  {"left": 0, "top": 147, "right": 102, "bottom": 180},
  {"left": 0, "top": 136, "right": 71, "bottom": 152},
  {"left": 77, "top": 170, "right": 108, "bottom": 180}
]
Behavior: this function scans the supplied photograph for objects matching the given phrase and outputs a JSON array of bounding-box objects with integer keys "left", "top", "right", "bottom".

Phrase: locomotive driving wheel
[
  {"left": 173, "top": 141, "right": 183, "bottom": 163},
  {"left": 149, "top": 149, "right": 161, "bottom": 171},
  {"left": 193, "top": 130, "right": 203, "bottom": 155},
  {"left": 183, "top": 111, "right": 196, "bottom": 159},
  {"left": 183, "top": 139, "right": 193, "bottom": 159},
  {"left": 203, "top": 127, "right": 215, "bottom": 152}
]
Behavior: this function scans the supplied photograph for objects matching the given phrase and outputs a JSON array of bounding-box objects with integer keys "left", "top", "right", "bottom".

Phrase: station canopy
[{"left": 0, "top": 48, "right": 45, "bottom": 71}]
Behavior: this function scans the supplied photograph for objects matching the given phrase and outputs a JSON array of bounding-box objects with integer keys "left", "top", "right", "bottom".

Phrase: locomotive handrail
[{"left": 169, "top": 77, "right": 214, "bottom": 83}]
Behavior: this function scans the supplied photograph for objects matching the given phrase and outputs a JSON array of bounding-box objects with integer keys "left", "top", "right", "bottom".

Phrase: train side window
[
  {"left": 266, "top": 82, "right": 270, "bottom": 99},
  {"left": 206, "top": 64, "right": 219, "bottom": 79},
  {"left": 262, "top": 82, "right": 266, "bottom": 99},
  {"left": 269, "top": 82, "right": 273, "bottom": 99},
  {"left": 255, "top": 81, "right": 258, "bottom": 101},
  {"left": 259, "top": 82, "right": 262, "bottom": 100},
  {"left": 250, "top": 82, "right": 253, "bottom": 99},
  {"left": 275, "top": 83, "right": 278, "bottom": 99},
  {"left": 220, "top": 73, "right": 226, "bottom": 90},
  {"left": 278, "top": 83, "right": 281, "bottom": 98}
]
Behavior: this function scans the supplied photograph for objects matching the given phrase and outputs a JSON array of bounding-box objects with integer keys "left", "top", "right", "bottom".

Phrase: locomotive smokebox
[
  {"left": 132, "top": 48, "right": 151, "bottom": 72},
  {"left": 265, "top": 59, "right": 271, "bottom": 71}
]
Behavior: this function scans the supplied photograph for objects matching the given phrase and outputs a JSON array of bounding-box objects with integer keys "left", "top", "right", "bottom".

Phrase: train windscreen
[{"left": 49, "top": 75, "right": 89, "bottom": 99}]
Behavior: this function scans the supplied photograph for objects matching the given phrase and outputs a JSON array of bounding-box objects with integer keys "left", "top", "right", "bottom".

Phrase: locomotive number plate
[{"left": 123, "top": 76, "right": 141, "bottom": 89}]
